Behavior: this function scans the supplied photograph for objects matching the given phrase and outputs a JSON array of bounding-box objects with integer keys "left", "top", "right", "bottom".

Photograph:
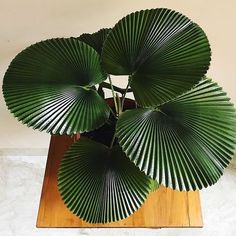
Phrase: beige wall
[{"left": 0, "top": 0, "right": 236, "bottom": 148}]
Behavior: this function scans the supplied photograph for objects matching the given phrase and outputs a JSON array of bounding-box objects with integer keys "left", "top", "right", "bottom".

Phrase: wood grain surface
[{"left": 37, "top": 135, "right": 203, "bottom": 228}]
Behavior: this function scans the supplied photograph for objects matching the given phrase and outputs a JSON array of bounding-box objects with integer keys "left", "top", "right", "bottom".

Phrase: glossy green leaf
[
  {"left": 78, "top": 28, "right": 111, "bottom": 55},
  {"left": 3, "top": 85, "right": 110, "bottom": 134},
  {"left": 58, "top": 138, "right": 152, "bottom": 223},
  {"left": 149, "top": 179, "right": 160, "bottom": 192},
  {"left": 4, "top": 38, "right": 106, "bottom": 86},
  {"left": 3, "top": 38, "right": 109, "bottom": 134},
  {"left": 116, "top": 79, "right": 236, "bottom": 190},
  {"left": 102, "top": 8, "right": 211, "bottom": 106}
]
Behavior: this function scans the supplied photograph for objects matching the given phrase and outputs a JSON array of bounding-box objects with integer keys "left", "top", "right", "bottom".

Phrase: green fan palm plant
[{"left": 2, "top": 8, "right": 236, "bottom": 223}]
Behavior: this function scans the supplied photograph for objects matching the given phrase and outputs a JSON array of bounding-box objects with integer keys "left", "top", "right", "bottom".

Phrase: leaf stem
[
  {"left": 108, "top": 106, "right": 116, "bottom": 119},
  {"left": 109, "top": 76, "right": 132, "bottom": 149},
  {"left": 109, "top": 132, "right": 116, "bottom": 149},
  {"left": 116, "top": 93, "right": 122, "bottom": 116},
  {"left": 108, "top": 75, "right": 118, "bottom": 116},
  {"left": 121, "top": 76, "right": 132, "bottom": 111}
]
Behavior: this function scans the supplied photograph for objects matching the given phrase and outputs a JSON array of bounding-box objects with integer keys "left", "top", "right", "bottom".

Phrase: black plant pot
[{"left": 81, "top": 97, "right": 136, "bottom": 146}]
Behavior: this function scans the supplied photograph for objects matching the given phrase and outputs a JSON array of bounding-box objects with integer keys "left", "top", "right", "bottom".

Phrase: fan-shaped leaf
[
  {"left": 78, "top": 28, "right": 111, "bottom": 55},
  {"left": 102, "top": 8, "right": 211, "bottom": 106},
  {"left": 58, "top": 138, "right": 152, "bottom": 223},
  {"left": 4, "top": 38, "right": 106, "bottom": 86},
  {"left": 149, "top": 179, "right": 160, "bottom": 192},
  {"left": 116, "top": 79, "right": 236, "bottom": 190},
  {"left": 3, "top": 85, "right": 110, "bottom": 134},
  {"left": 3, "top": 38, "right": 109, "bottom": 134}
]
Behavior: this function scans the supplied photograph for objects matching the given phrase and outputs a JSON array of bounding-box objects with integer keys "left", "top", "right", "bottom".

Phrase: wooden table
[{"left": 37, "top": 135, "right": 203, "bottom": 228}]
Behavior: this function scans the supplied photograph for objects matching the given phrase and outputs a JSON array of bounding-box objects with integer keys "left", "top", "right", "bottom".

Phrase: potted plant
[{"left": 2, "top": 8, "right": 236, "bottom": 224}]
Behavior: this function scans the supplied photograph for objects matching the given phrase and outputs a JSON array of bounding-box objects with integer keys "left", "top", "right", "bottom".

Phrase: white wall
[{"left": 1, "top": 0, "right": 236, "bottom": 149}]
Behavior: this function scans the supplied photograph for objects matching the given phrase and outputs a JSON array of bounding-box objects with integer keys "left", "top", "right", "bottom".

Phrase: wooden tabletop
[{"left": 37, "top": 135, "right": 203, "bottom": 228}]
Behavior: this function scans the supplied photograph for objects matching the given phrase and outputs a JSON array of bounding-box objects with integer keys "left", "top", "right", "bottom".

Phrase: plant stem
[
  {"left": 116, "top": 93, "right": 122, "bottom": 116},
  {"left": 121, "top": 76, "right": 132, "bottom": 111},
  {"left": 108, "top": 106, "right": 116, "bottom": 119},
  {"left": 108, "top": 75, "right": 118, "bottom": 116},
  {"left": 109, "top": 77, "right": 132, "bottom": 149},
  {"left": 109, "top": 132, "right": 116, "bottom": 149}
]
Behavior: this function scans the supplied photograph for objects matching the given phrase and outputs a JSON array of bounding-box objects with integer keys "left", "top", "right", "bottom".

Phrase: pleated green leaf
[
  {"left": 3, "top": 85, "right": 110, "bottom": 134},
  {"left": 116, "top": 79, "right": 236, "bottom": 190},
  {"left": 149, "top": 179, "right": 160, "bottom": 192},
  {"left": 78, "top": 28, "right": 111, "bottom": 55},
  {"left": 3, "top": 38, "right": 109, "bottom": 134},
  {"left": 102, "top": 8, "right": 211, "bottom": 106},
  {"left": 4, "top": 38, "right": 107, "bottom": 86},
  {"left": 58, "top": 138, "right": 152, "bottom": 223}
]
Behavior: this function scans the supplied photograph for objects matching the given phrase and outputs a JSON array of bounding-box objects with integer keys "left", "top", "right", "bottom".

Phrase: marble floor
[{"left": 0, "top": 154, "right": 236, "bottom": 236}]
